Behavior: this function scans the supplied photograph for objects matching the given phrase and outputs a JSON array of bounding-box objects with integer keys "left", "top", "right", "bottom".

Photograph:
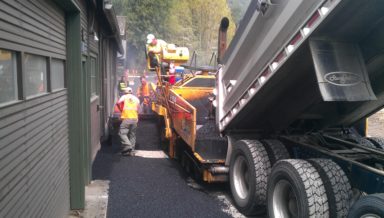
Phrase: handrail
[
  {"left": 189, "top": 51, "right": 197, "bottom": 75},
  {"left": 209, "top": 52, "right": 217, "bottom": 67}
]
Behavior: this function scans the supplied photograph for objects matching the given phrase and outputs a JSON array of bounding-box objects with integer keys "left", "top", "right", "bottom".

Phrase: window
[
  {"left": 24, "top": 54, "right": 47, "bottom": 97},
  {"left": 0, "top": 49, "right": 18, "bottom": 104},
  {"left": 90, "top": 57, "right": 96, "bottom": 95},
  {"left": 51, "top": 59, "right": 65, "bottom": 90}
]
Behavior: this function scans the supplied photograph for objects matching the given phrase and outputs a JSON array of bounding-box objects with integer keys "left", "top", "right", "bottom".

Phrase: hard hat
[
  {"left": 123, "top": 87, "right": 132, "bottom": 93},
  {"left": 147, "top": 34, "right": 155, "bottom": 44}
]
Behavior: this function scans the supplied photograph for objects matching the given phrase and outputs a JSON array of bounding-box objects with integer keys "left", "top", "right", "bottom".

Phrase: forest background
[{"left": 113, "top": 0, "right": 250, "bottom": 71}]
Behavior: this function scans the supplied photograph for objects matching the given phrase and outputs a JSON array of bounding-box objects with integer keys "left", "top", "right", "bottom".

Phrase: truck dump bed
[{"left": 217, "top": 0, "right": 384, "bottom": 133}]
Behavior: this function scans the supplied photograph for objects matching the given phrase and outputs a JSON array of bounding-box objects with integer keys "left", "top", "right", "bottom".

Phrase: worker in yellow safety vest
[
  {"left": 146, "top": 34, "right": 167, "bottom": 68},
  {"left": 118, "top": 75, "right": 128, "bottom": 97},
  {"left": 136, "top": 76, "right": 152, "bottom": 114},
  {"left": 117, "top": 87, "right": 140, "bottom": 156}
]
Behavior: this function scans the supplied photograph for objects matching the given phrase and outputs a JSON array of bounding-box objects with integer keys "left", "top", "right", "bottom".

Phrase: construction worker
[
  {"left": 146, "top": 34, "right": 167, "bottom": 68},
  {"left": 137, "top": 76, "right": 152, "bottom": 114},
  {"left": 168, "top": 62, "right": 176, "bottom": 85},
  {"left": 118, "top": 75, "right": 128, "bottom": 97},
  {"left": 117, "top": 87, "right": 140, "bottom": 156}
]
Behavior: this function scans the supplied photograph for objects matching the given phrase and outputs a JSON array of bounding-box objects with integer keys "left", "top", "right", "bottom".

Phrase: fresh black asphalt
[{"left": 92, "top": 119, "right": 232, "bottom": 218}]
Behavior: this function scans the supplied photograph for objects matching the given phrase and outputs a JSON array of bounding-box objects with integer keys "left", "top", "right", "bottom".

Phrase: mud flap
[{"left": 310, "top": 39, "right": 376, "bottom": 101}]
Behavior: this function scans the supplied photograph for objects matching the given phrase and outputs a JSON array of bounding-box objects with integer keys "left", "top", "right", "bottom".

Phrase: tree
[
  {"left": 113, "top": 0, "right": 174, "bottom": 69},
  {"left": 227, "top": 0, "right": 251, "bottom": 24},
  {"left": 113, "top": 0, "right": 236, "bottom": 68},
  {"left": 166, "top": 0, "right": 236, "bottom": 65},
  {"left": 166, "top": 1, "right": 194, "bottom": 47}
]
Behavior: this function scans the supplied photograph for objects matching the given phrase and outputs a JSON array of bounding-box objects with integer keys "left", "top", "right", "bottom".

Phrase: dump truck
[
  {"left": 213, "top": 0, "right": 384, "bottom": 217},
  {"left": 149, "top": 0, "right": 384, "bottom": 216}
]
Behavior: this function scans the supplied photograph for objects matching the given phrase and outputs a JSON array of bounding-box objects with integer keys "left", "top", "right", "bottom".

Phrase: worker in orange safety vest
[
  {"left": 136, "top": 76, "right": 153, "bottom": 114},
  {"left": 117, "top": 87, "right": 140, "bottom": 156}
]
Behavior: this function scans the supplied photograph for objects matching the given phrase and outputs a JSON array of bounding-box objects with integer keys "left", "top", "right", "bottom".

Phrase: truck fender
[{"left": 225, "top": 135, "right": 236, "bottom": 165}]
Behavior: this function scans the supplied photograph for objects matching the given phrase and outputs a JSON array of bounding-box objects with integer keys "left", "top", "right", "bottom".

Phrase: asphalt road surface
[{"left": 92, "top": 119, "right": 248, "bottom": 218}]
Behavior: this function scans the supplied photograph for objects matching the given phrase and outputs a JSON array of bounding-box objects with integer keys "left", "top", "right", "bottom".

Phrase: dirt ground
[{"left": 367, "top": 109, "right": 384, "bottom": 137}]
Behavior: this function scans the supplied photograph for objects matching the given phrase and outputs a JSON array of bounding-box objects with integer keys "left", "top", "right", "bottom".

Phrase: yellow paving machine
[{"left": 148, "top": 43, "right": 228, "bottom": 182}]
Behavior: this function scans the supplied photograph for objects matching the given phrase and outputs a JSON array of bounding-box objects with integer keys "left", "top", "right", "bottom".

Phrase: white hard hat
[
  {"left": 123, "top": 87, "right": 132, "bottom": 93},
  {"left": 147, "top": 34, "right": 155, "bottom": 44}
]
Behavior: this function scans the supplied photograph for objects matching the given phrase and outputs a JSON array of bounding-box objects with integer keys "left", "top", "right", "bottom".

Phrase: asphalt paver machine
[{"left": 148, "top": 42, "right": 229, "bottom": 183}]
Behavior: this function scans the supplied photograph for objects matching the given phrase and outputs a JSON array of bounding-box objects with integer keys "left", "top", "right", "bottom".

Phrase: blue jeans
[{"left": 119, "top": 119, "right": 138, "bottom": 151}]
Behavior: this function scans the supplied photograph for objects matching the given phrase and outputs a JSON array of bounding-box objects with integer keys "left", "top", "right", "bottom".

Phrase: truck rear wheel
[
  {"left": 348, "top": 194, "right": 384, "bottom": 218},
  {"left": 309, "top": 159, "right": 352, "bottom": 218},
  {"left": 346, "top": 134, "right": 376, "bottom": 149},
  {"left": 267, "top": 159, "right": 329, "bottom": 218},
  {"left": 262, "top": 139, "right": 290, "bottom": 165},
  {"left": 366, "top": 137, "right": 384, "bottom": 150},
  {"left": 229, "top": 140, "right": 271, "bottom": 215}
]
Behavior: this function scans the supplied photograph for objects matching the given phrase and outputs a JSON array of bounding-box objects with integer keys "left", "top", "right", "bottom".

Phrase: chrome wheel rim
[
  {"left": 233, "top": 155, "right": 250, "bottom": 200},
  {"left": 361, "top": 214, "right": 381, "bottom": 218},
  {"left": 273, "top": 180, "right": 298, "bottom": 218}
]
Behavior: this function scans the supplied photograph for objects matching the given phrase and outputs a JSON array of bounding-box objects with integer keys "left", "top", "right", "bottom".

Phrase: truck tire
[
  {"left": 308, "top": 159, "right": 352, "bottom": 218},
  {"left": 267, "top": 159, "right": 329, "bottom": 218},
  {"left": 346, "top": 135, "right": 376, "bottom": 149},
  {"left": 229, "top": 140, "right": 271, "bottom": 215},
  {"left": 356, "top": 137, "right": 376, "bottom": 149},
  {"left": 348, "top": 194, "right": 384, "bottom": 218},
  {"left": 262, "top": 139, "right": 290, "bottom": 165},
  {"left": 366, "top": 137, "right": 384, "bottom": 150}
]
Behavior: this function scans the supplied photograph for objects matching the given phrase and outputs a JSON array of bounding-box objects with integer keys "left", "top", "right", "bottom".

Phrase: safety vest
[
  {"left": 121, "top": 96, "right": 139, "bottom": 120},
  {"left": 138, "top": 83, "right": 150, "bottom": 97},
  {"left": 147, "top": 39, "right": 167, "bottom": 61},
  {"left": 119, "top": 82, "right": 127, "bottom": 91}
]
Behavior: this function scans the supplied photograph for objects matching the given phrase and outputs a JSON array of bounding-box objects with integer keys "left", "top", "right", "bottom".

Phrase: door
[{"left": 89, "top": 55, "right": 101, "bottom": 161}]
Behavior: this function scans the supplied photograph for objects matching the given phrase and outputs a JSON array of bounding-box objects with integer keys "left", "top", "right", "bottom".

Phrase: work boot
[
  {"left": 121, "top": 148, "right": 132, "bottom": 155},
  {"left": 122, "top": 151, "right": 135, "bottom": 157}
]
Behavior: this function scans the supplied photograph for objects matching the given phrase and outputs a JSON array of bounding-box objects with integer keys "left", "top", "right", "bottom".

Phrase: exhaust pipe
[
  {"left": 217, "top": 17, "right": 229, "bottom": 64},
  {"left": 209, "top": 166, "right": 229, "bottom": 174}
]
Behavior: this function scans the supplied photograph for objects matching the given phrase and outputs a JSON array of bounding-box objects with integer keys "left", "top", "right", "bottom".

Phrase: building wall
[
  {"left": 90, "top": 97, "right": 101, "bottom": 161},
  {"left": 78, "top": 0, "right": 102, "bottom": 163},
  {"left": 101, "top": 36, "right": 118, "bottom": 139},
  {"left": 79, "top": 0, "right": 88, "bottom": 49},
  {"left": 368, "top": 109, "right": 384, "bottom": 137},
  {"left": 1, "top": 0, "right": 121, "bottom": 213},
  {"left": 0, "top": 0, "right": 69, "bottom": 217}
]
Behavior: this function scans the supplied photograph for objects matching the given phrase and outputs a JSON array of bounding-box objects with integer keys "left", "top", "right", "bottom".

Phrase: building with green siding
[{"left": 0, "top": 0, "right": 122, "bottom": 216}]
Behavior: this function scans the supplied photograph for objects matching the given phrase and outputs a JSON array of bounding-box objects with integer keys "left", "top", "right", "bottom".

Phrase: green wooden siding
[
  {"left": 0, "top": 0, "right": 70, "bottom": 217},
  {"left": 0, "top": 91, "right": 70, "bottom": 217}
]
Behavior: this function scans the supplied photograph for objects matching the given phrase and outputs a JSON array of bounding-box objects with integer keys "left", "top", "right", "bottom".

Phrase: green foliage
[
  {"left": 178, "top": 0, "right": 236, "bottom": 65},
  {"left": 114, "top": 0, "right": 237, "bottom": 68},
  {"left": 166, "top": 0, "right": 194, "bottom": 47},
  {"left": 113, "top": 0, "right": 173, "bottom": 68},
  {"left": 227, "top": 0, "right": 251, "bottom": 24},
  {"left": 125, "top": 0, "right": 173, "bottom": 48}
]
